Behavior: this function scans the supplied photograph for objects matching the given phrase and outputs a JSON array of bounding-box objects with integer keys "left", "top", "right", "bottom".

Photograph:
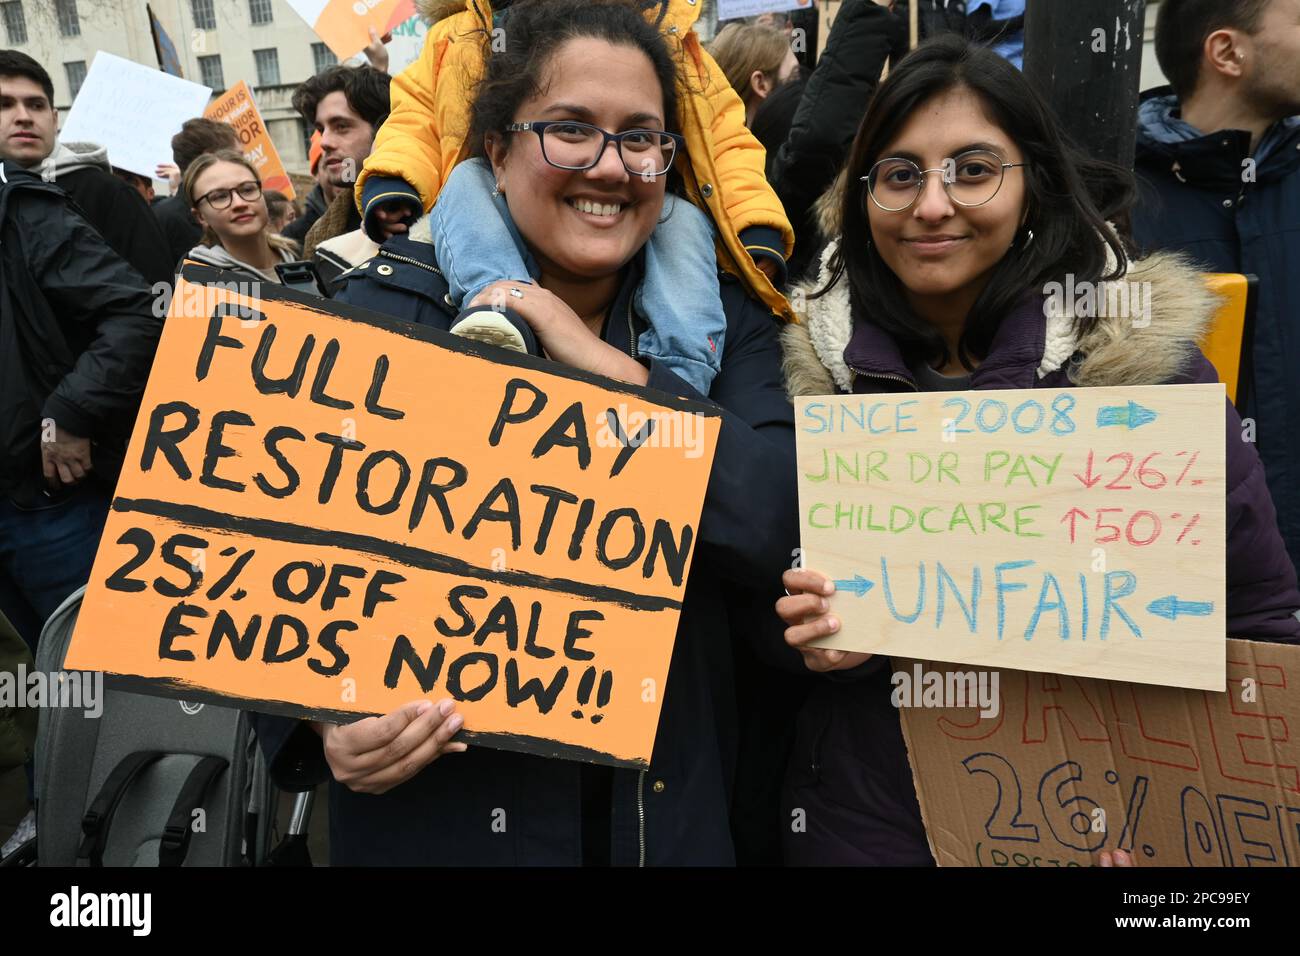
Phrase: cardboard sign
[
  {"left": 65, "top": 267, "right": 721, "bottom": 767},
  {"left": 897, "top": 640, "right": 1300, "bottom": 867},
  {"left": 717, "top": 0, "right": 812, "bottom": 22},
  {"left": 287, "top": 0, "right": 411, "bottom": 60},
  {"left": 796, "top": 384, "right": 1227, "bottom": 690},
  {"left": 59, "top": 52, "right": 211, "bottom": 179},
  {"left": 205, "top": 82, "right": 295, "bottom": 201}
]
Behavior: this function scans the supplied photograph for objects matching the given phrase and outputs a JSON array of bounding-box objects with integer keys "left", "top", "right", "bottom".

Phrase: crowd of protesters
[{"left": 0, "top": 0, "right": 1297, "bottom": 866}]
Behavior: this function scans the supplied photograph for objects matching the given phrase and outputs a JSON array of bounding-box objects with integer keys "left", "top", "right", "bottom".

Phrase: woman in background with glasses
[
  {"left": 180, "top": 150, "right": 300, "bottom": 282},
  {"left": 774, "top": 35, "right": 1300, "bottom": 865}
]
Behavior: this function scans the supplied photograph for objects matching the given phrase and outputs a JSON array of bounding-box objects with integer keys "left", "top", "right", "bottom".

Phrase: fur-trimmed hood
[
  {"left": 417, "top": 0, "right": 471, "bottom": 23},
  {"left": 781, "top": 239, "right": 1222, "bottom": 398}
]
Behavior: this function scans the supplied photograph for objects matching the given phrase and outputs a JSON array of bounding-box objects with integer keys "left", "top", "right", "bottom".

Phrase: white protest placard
[
  {"left": 385, "top": 8, "right": 427, "bottom": 75},
  {"left": 717, "top": 0, "right": 810, "bottom": 22},
  {"left": 59, "top": 52, "right": 211, "bottom": 179},
  {"left": 797, "top": 384, "right": 1227, "bottom": 690}
]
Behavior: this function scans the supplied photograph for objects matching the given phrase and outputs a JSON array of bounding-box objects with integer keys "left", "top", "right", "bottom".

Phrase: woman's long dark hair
[{"left": 824, "top": 35, "right": 1135, "bottom": 371}]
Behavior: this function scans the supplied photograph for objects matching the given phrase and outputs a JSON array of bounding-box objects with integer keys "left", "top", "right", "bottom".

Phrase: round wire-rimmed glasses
[
  {"left": 861, "top": 149, "right": 1028, "bottom": 212},
  {"left": 197, "top": 180, "right": 263, "bottom": 210},
  {"left": 506, "top": 121, "right": 684, "bottom": 177}
]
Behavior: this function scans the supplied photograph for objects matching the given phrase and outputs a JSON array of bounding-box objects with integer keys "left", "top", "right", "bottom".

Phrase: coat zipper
[
  {"left": 847, "top": 365, "right": 919, "bottom": 392},
  {"left": 626, "top": 296, "right": 639, "bottom": 359},
  {"left": 637, "top": 769, "right": 646, "bottom": 867},
  {"left": 378, "top": 248, "right": 443, "bottom": 276}
]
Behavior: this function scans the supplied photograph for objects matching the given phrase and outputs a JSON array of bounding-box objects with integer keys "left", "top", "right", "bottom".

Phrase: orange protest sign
[
  {"left": 65, "top": 266, "right": 722, "bottom": 767},
  {"left": 205, "top": 81, "right": 295, "bottom": 201},
  {"left": 287, "top": 0, "right": 409, "bottom": 60}
]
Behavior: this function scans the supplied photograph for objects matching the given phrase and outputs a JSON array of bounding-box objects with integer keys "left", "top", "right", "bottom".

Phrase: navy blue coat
[
  {"left": 1132, "top": 90, "right": 1300, "bottom": 575},
  {"left": 252, "top": 229, "right": 800, "bottom": 865}
]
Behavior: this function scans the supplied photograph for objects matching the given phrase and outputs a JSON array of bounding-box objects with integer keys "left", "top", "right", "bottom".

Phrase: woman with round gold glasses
[
  {"left": 773, "top": 35, "right": 1300, "bottom": 867},
  {"left": 862, "top": 148, "right": 1028, "bottom": 212}
]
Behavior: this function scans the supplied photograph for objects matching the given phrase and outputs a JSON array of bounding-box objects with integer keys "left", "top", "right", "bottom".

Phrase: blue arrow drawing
[
  {"left": 1147, "top": 596, "right": 1215, "bottom": 621},
  {"left": 1097, "top": 401, "right": 1158, "bottom": 430},
  {"left": 833, "top": 574, "right": 875, "bottom": 597}
]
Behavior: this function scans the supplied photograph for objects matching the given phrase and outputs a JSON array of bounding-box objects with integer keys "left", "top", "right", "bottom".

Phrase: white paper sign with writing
[
  {"left": 59, "top": 52, "right": 212, "bottom": 179},
  {"left": 718, "top": 0, "right": 809, "bottom": 21}
]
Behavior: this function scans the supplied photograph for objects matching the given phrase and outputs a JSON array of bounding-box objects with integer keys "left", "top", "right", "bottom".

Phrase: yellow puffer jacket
[{"left": 356, "top": 0, "right": 796, "bottom": 321}]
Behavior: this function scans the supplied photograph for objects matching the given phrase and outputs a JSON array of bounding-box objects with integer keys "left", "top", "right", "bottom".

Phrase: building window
[
  {"left": 1, "top": 1, "right": 26, "bottom": 44},
  {"left": 55, "top": 0, "right": 79, "bottom": 37},
  {"left": 198, "top": 54, "right": 224, "bottom": 91},
  {"left": 253, "top": 48, "right": 280, "bottom": 87},
  {"left": 191, "top": 0, "right": 216, "bottom": 31},
  {"left": 311, "top": 42, "right": 337, "bottom": 75},
  {"left": 300, "top": 117, "right": 314, "bottom": 161},
  {"left": 249, "top": 0, "right": 273, "bottom": 25},
  {"left": 65, "top": 60, "right": 87, "bottom": 99}
]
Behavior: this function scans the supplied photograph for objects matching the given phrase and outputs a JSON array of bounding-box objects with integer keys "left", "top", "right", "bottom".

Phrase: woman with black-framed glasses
[
  {"left": 180, "top": 149, "right": 300, "bottom": 282},
  {"left": 417, "top": 112, "right": 730, "bottom": 401},
  {"left": 772, "top": 35, "right": 1300, "bottom": 867},
  {"left": 256, "top": 0, "right": 802, "bottom": 868}
]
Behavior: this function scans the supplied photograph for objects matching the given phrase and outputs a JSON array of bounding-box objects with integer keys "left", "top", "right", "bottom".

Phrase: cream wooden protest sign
[{"left": 796, "top": 384, "right": 1227, "bottom": 690}]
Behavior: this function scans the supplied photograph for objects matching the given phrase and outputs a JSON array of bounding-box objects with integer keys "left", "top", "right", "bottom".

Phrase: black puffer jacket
[
  {"left": 769, "top": 0, "right": 906, "bottom": 281},
  {"left": 48, "top": 142, "right": 174, "bottom": 287},
  {"left": 0, "top": 162, "right": 163, "bottom": 504},
  {"left": 153, "top": 192, "right": 203, "bottom": 266}
]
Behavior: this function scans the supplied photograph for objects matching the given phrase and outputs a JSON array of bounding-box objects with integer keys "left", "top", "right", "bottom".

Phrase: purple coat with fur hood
[{"left": 777, "top": 240, "right": 1300, "bottom": 866}]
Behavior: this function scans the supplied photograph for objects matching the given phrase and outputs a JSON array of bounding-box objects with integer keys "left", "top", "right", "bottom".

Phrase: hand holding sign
[
  {"left": 318, "top": 698, "right": 467, "bottom": 795},
  {"left": 776, "top": 567, "right": 873, "bottom": 673}
]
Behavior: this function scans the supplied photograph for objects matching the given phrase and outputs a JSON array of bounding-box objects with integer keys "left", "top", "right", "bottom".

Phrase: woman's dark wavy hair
[
  {"left": 824, "top": 35, "right": 1135, "bottom": 371},
  {"left": 468, "top": 0, "right": 682, "bottom": 185}
]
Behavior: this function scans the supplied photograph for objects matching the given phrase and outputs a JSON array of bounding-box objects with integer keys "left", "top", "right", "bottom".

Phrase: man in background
[
  {"left": 0, "top": 51, "right": 172, "bottom": 286},
  {"left": 292, "top": 65, "right": 391, "bottom": 259},
  {"left": 1133, "top": 0, "right": 1300, "bottom": 576}
]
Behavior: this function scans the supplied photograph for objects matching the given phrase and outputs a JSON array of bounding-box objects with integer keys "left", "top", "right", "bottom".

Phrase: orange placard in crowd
[
  {"left": 287, "top": 0, "right": 410, "bottom": 60},
  {"left": 65, "top": 266, "right": 722, "bottom": 767},
  {"left": 205, "top": 81, "right": 295, "bottom": 201}
]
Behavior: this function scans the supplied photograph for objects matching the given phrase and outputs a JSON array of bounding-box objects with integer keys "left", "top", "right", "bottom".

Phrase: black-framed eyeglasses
[
  {"left": 505, "top": 121, "right": 684, "bottom": 177},
  {"left": 861, "top": 149, "right": 1028, "bottom": 212},
  {"left": 197, "top": 180, "right": 262, "bottom": 210}
]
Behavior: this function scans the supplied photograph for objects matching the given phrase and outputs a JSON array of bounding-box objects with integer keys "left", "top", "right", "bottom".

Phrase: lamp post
[{"left": 1023, "top": 0, "right": 1147, "bottom": 168}]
